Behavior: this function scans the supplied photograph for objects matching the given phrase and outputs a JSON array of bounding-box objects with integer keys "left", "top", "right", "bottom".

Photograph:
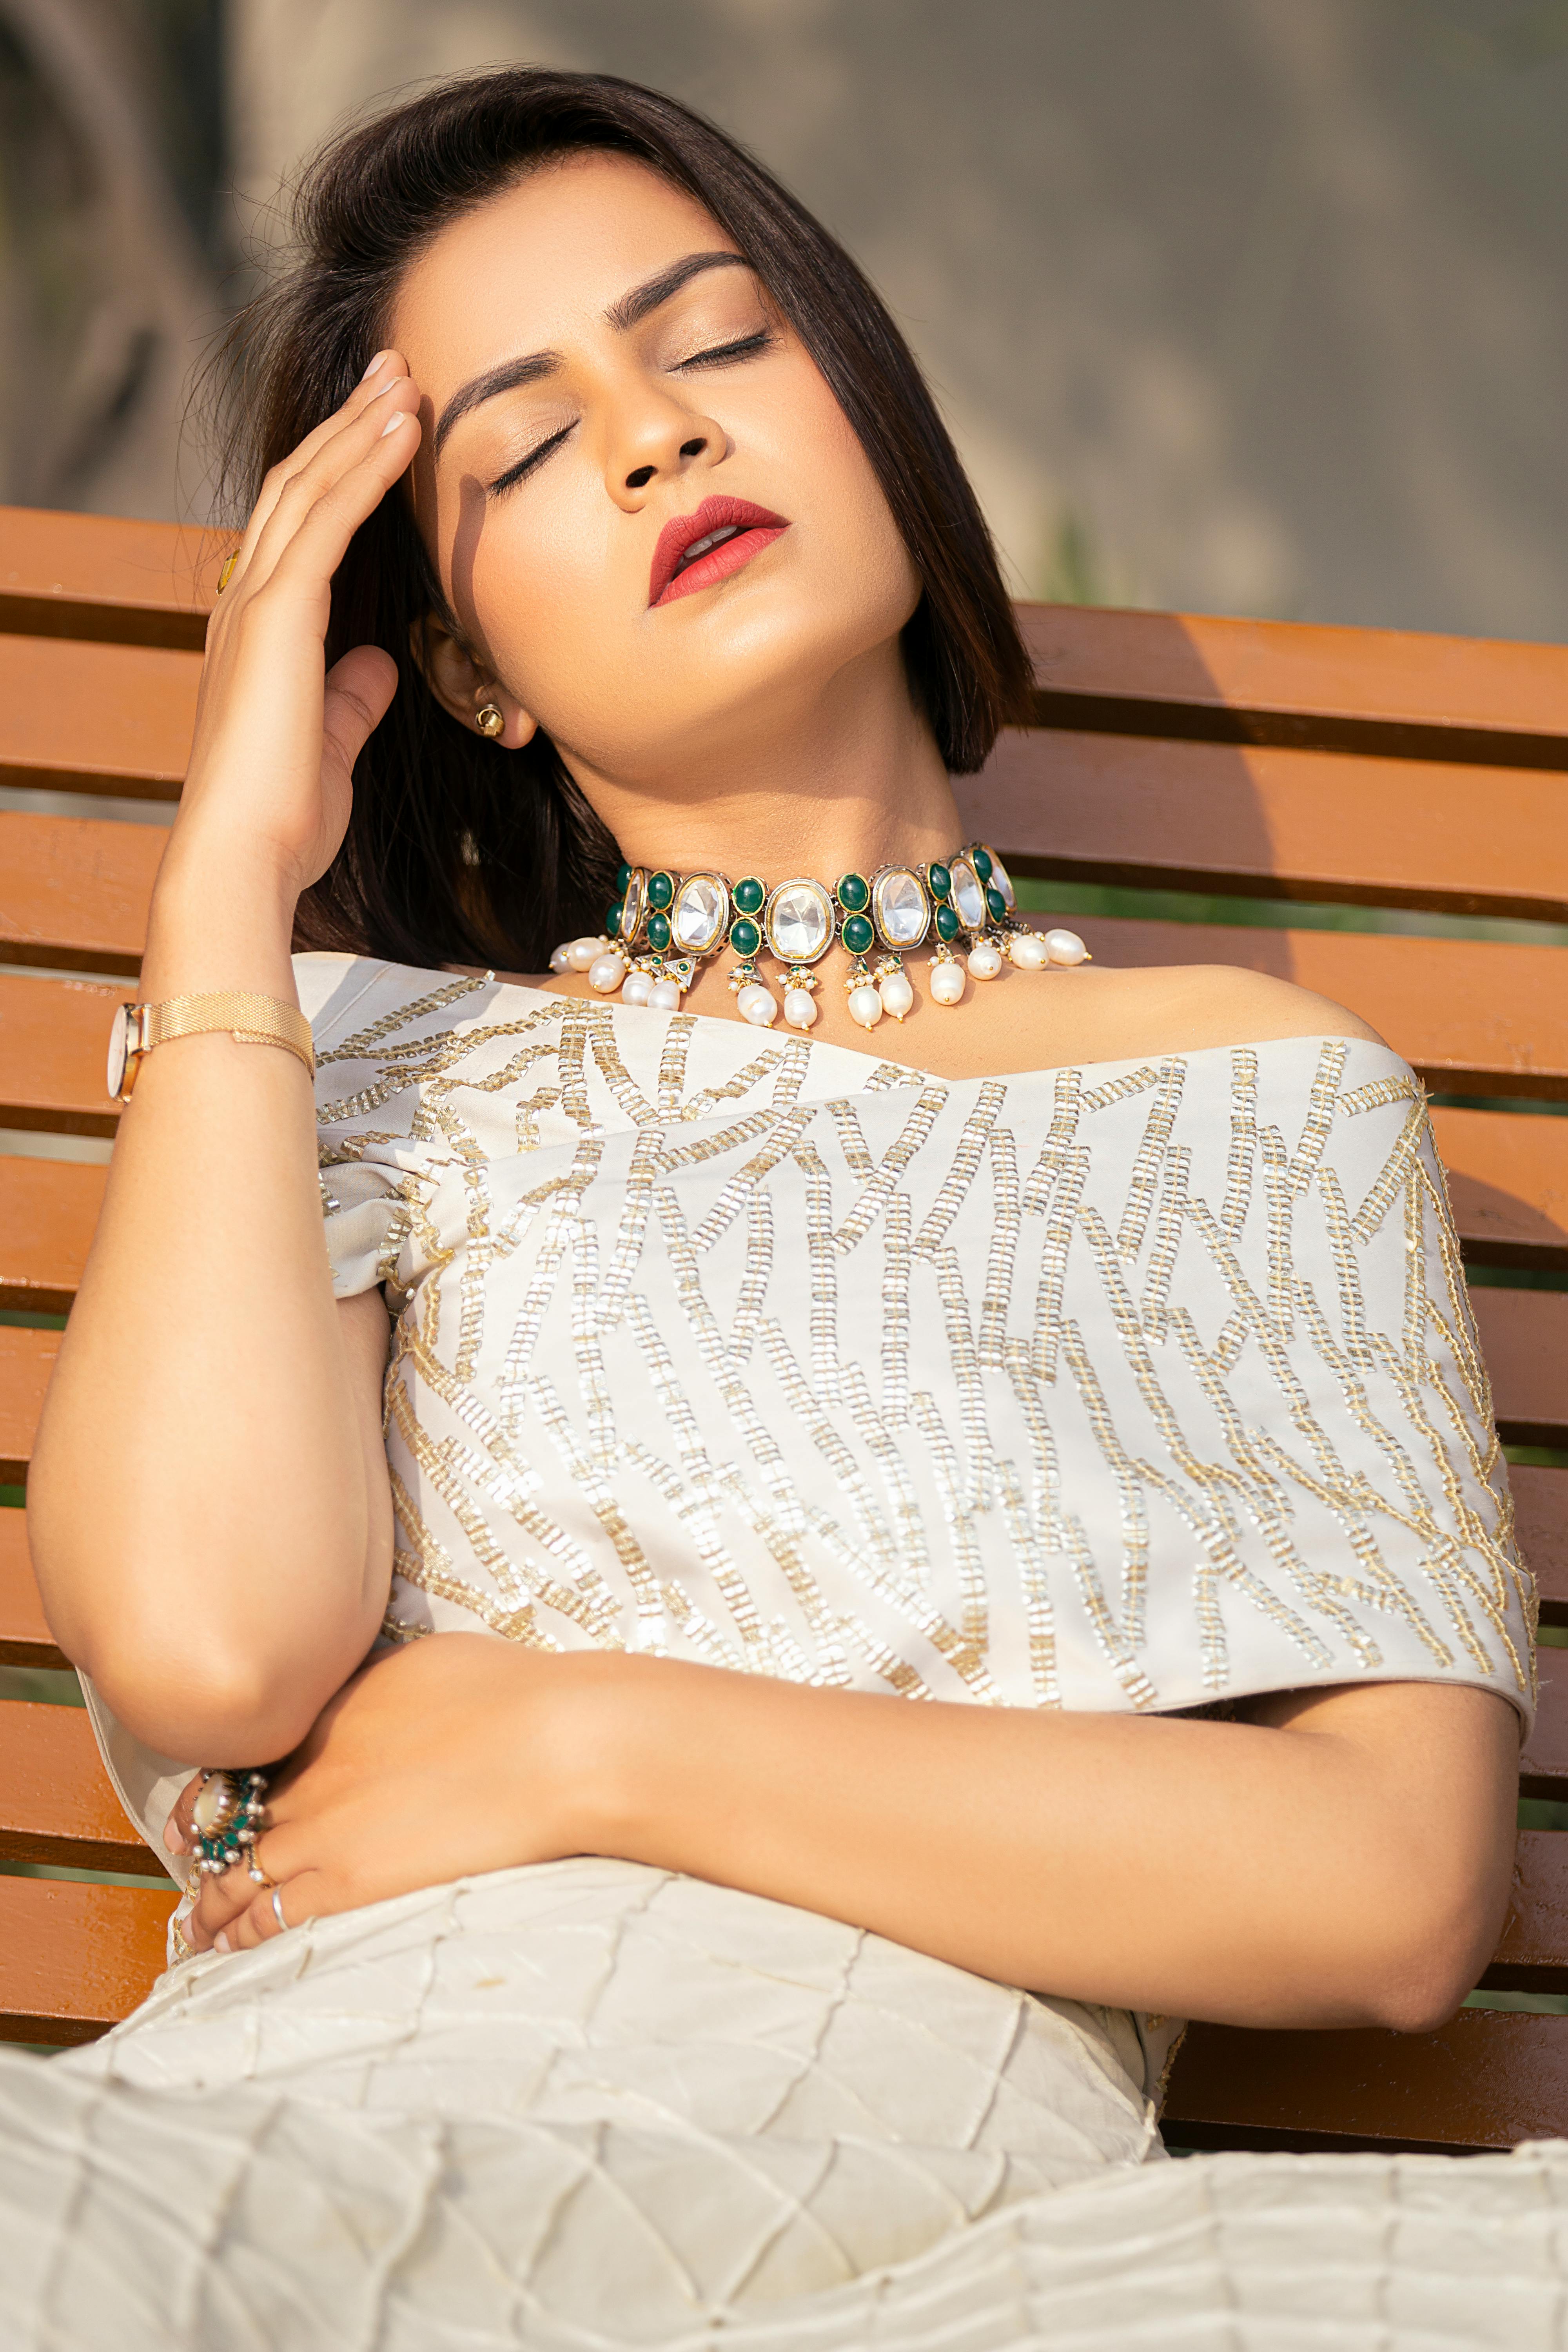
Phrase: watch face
[{"left": 106, "top": 1005, "right": 132, "bottom": 1101}]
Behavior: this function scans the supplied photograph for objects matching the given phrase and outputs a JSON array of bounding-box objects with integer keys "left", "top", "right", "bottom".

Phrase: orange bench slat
[
  {"left": 1018, "top": 603, "right": 1568, "bottom": 768},
  {"left": 0, "top": 811, "right": 162, "bottom": 973},
  {"left": 1522, "top": 1659, "right": 1568, "bottom": 1801},
  {"left": 0, "top": 1876, "right": 174, "bottom": 2044},
  {"left": 1515, "top": 1465, "right": 1568, "bottom": 1624},
  {"left": 0, "top": 1155, "right": 106, "bottom": 1315},
  {"left": 1163, "top": 2006, "right": 1568, "bottom": 2155},
  {"left": 0, "top": 635, "right": 197, "bottom": 799},
  {"left": 1469, "top": 1287, "right": 1568, "bottom": 1449},
  {"left": 973, "top": 731, "right": 1568, "bottom": 923},
  {"left": 0, "top": 1701, "right": 163, "bottom": 1876},
  {"left": 0, "top": 1512, "right": 64, "bottom": 1667},
  {"left": 1430, "top": 1108, "right": 1568, "bottom": 1272},
  {"left": 0, "top": 504, "right": 220, "bottom": 652},
  {"left": 0, "top": 969, "right": 120, "bottom": 1136},
  {"left": 1074, "top": 916, "right": 1568, "bottom": 1100},
  {"left": 0, "top": 1327, "right": 55, "bottom": 1485},
  {"left": 1483, "top": 1829, "right": 1568, "bottom": 1993}
]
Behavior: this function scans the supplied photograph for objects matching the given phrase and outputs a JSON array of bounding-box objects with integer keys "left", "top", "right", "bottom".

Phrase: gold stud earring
[{"left": 475, "top": 703, "right": 505, "bottom": 739}]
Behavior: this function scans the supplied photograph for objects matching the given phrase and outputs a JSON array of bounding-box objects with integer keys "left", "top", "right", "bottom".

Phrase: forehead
[{"left": 388, "top": 152, "right": 737, "bottom": 392}]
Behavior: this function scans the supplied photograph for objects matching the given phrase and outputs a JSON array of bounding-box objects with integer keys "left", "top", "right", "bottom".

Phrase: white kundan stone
[
  {"left": 764, "top": 880, "right": 833, "bottom": 965},
  {"left": 985, "top": 849, "right": 1017, "bottom": 910},
  {"left": 848, "top": 984, "right": 884, "bottom": 1029},
  {"left": 783, "top": 988, "right": 818, "bottom": 1030},
  {"left": 737, "top": 983, "right": 778, "bottom": 1027},
  {"left": 589, "top": 953, "right": 627, "bottom": 993},
  {"left": 930, "top": 960, "right": 965, "bottom": 1005},
  {"left": 967, "top": 940, "right": 1004, "bottom": 980},
  {"left": 1045, "top": 928, "right": 1088, "bottom": 965},
  {"left": 950, "top": 860, "right": 987, "bottom": 930},
  {"left": 621, "top": 971, "right": 653, "bottom": 1006},
  {"left": 1007, "top": 931, "right": 1048, "bottom": 968},
  {"left": 671, "top": 875, "right": 728, "bottom": 955},
  {"left": 878, "top": 969, "right": 915, "bottom": 1021},
  {"left": 648, "top": 978, "right": 682, "bottom": 1011},
  {"left": 872, "top": 868, "right": 929, "bottom": 949}
]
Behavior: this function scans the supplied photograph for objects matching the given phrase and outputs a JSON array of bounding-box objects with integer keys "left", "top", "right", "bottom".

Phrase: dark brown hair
[{"left": 214, "top": 68, "right": 1034, "bottom": 975}]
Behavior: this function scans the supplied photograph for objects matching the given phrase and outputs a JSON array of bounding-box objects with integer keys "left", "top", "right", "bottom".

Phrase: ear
[{"left": 410, "top": 615, "right": 539, "bottom": 749}]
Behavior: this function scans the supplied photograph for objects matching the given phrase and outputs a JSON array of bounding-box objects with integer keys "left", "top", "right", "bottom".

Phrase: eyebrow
[{"left": 431, "top": 250, "right": 749, "bottom": 459}]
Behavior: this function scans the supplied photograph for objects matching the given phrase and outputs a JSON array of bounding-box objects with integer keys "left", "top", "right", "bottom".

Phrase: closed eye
[
  {"left": 488, "top": 420, "right": 577, "bottom": 496},
  {"left": 674, "top": 328, "right": 774, "bottom": 370}
]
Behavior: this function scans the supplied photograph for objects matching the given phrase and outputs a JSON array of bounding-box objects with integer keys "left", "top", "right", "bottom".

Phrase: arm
[
  {"left": 27, "top": 358, "right": 421, "bottom": 1764},
  {"left": 181, "top": 1635, "right": 1517, "bottom": 2032}
]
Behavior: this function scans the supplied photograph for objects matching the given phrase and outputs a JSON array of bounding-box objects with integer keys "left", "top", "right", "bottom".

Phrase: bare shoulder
[{"left": 1103, "top": 961, "right": 1387, "bottom": 1055}]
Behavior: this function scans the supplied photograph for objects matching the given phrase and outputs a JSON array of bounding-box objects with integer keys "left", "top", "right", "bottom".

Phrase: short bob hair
[{"left": 215, "top": 68, "right": 1035, "bottom": 977}]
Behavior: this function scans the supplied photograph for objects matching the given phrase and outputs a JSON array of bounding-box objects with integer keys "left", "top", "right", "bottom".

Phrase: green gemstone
[
  {"left": 647, "top": 910, "right": 671, "bottom": 952},
  {"left": 647, "top": 870, "right": 674, "bottom": 911},
  {"left": 835, "top": 872, "right": 869, "bottom": 913},
  {"left": 972, "top": 847, "right": 993, "bottom": 881},
  {"left": 985, "top": 886, "right": 1007, "bottom": 922},
  {"left": 936, "top": 903, "right": 961, "bottom": 942},
  {"left": 841, "top": 912, "right": 874, "bottom": 955},
  {"left": 733, "top": 876, "right": 765, "bottom": 916},
  {"left": 729, "top": 915, "right": 761, "bottom": 957},
  {"left": 927, "top": 862, "right": 951, "bottom": 900},
  {"left": 615, "top": 862, "right": 631, "bottom": 893},
  {"left": 606, "top": 900, "right": 623, "bottom": 938}
]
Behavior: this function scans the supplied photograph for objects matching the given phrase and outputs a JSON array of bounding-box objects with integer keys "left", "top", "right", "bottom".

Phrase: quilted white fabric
[{"left": 4, "top": 1862, "right": 1568, "bottom": 2348}]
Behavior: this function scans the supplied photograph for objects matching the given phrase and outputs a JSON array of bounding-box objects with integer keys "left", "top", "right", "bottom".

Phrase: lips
[{"left": 648, "top": 495, "right": 789, "bottom": 608}]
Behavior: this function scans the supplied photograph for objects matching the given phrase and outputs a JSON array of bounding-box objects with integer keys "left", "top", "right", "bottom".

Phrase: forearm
[
  {"left": 574, "top": 1660, "right": 1516, "bottom": 2031},
  {"left": 29, "top": 843, "right": 385, "bottom": 1760}
]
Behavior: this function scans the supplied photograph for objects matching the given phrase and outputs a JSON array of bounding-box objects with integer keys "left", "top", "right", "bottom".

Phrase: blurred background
[{"left": 2, "top": 0, "right": 1566, "bottom": 638}]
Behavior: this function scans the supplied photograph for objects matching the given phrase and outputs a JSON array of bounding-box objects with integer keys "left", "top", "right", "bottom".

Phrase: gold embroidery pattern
[{"left": 308, "top": 971, "right": 1535, "bottom": 1721}]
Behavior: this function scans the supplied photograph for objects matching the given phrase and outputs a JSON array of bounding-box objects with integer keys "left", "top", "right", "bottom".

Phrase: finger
[
  {"left": 217, "top": 352, "right": 412, "bottom": 601},
  {"left": 188, "top": 1828, "right": 295, "bottom": 1951},
  {"left": 230, "top": 1871, "right": 325, "bottom": 1951},
  {"left": 232, "top": 393, "right": 420, "bottom": 616},
  {"left": 321, "top": 646, "right": 400, "bottom": 785},
  {"left": 163, "top": 1773, "right": 201, "bottom": 1855}
]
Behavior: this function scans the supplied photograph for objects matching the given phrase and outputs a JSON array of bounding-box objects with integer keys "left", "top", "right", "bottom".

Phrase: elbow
[
  {"left": 1354, "top": 1884, "right": 1508, "bottom": 2038},
  {"left": 81, "top": 1628, "right": 357, "bottom": 1767}
]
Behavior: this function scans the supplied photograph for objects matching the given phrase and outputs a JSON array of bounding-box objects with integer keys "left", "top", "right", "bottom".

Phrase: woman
[{"left": 5, "top": 66, "right": 1546, "bottom": 2349}]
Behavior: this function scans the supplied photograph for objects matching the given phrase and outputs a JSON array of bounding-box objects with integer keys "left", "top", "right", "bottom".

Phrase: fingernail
[
  {"left": 360, "top": 350, "right": 390, "bottom": 381},
  {"left": 368, "top": 374, "right": 401, "bottom": 401},
  {"left": 380, "top": 410, "right": 410, "bottom": 437},
  {"left": 214, "top": 1931, "right": 230, "bottom": 1953},
  {"left": 163, "top": 1820, "right": 184, "bottom": 1853}
]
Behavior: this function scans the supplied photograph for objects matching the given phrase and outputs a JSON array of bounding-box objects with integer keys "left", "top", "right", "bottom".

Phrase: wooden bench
[{"left": 2, "top": 505, "right": 1565, "bottom": 2149}]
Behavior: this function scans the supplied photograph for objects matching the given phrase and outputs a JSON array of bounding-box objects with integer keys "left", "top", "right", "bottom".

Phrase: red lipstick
[{"left": 648, "top": 495, "right": 789, "bottom": 608}]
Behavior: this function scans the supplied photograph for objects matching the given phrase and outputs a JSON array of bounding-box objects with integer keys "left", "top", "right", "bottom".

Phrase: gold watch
[{"left": 107, "top": 993, "right": 316, "bottom": 1103}]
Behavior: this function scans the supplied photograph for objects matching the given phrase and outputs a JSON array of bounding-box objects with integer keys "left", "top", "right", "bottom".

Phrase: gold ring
[{"left": 216, "top": 551, "right": 239, "bottom": 594}]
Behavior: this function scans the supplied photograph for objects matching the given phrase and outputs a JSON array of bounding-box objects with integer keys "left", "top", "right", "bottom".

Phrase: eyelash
[{"left": 486, "top": 329, "right": 774, "bottom": 496}]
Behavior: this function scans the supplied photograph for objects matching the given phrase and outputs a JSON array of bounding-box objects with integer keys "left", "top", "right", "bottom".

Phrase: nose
[{"left": 607, "top": 387, "right": 725, "bottom": 510}]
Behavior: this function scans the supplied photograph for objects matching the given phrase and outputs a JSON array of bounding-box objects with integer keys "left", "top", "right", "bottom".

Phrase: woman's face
[{"left": 391, "top": 152, "right": 922, "bottom": 795}]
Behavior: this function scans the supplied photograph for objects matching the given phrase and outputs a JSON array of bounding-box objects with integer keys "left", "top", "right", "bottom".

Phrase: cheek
[{"left": 461, "top": 473, "right": 636, "bottom": 711}]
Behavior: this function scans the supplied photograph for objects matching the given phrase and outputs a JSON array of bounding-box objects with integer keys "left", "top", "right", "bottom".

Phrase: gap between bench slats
[
  {"left": 0, "top": 1877, "right": 175, "bottom": 2044},
  {"left": 962, "top": 731, "right": 1568, "bottom": 924}
]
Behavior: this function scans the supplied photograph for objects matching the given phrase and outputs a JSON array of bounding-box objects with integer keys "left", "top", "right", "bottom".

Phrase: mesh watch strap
[{"left": 142, "top": 993, "right": 315, "bottom": 1076}]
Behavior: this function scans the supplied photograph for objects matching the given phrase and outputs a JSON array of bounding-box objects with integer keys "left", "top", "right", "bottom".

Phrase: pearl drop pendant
[
  {"left": 847, "top": 982, "right": 884, "bottom": 1029},
  {"left": 783, "top": 987, "right": 818, "bottom": 1030}
]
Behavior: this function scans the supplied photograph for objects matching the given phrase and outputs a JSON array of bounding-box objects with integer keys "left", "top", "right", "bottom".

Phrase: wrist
[
  {"left": 550, "top": 1652, "right": 678, "bottom": 1864},
  {"left": 142, "top": 827, "right": 303, "bottom": 1002}
]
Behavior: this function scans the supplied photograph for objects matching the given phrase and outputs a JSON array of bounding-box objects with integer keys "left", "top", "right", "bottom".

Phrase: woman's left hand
[{"left": 168, "top": 1633, "right": 594, "bottom": 1952}]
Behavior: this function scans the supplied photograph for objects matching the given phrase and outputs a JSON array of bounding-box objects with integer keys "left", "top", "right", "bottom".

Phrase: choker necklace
[{"left": 549, "top": 843, "right": 1089, "bottom": 1031}]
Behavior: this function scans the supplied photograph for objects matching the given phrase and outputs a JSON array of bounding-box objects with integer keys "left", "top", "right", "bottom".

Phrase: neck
[{"left": 562, "top": 638, "right": 966, "bottom": 885}]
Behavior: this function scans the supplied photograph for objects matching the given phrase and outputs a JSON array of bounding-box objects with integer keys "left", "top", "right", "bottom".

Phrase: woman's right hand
[{"left": 168, "top": 351, "right": 424, "bottom": 902}]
